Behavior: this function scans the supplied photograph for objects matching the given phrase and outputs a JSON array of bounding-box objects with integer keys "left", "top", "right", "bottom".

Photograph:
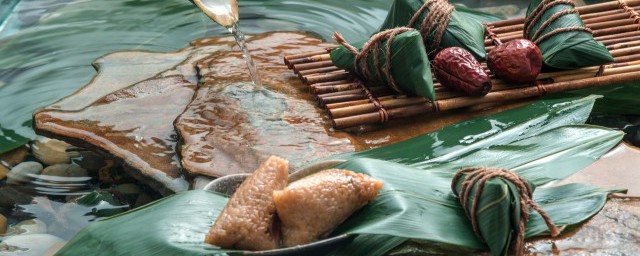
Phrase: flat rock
[{"left": 33, "top": 43, "right": 231, "bottom": 194}]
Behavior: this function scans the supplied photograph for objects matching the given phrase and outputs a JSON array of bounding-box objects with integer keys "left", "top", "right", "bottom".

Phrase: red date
[
  {"left": 433, "top": 47, "right": 492, "bottom": 96},
  {"left": 488, "top": 39, "right": 542, "bottom": 84}
]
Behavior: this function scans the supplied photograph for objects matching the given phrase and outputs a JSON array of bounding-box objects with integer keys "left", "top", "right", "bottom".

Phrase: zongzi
[
  {"left": 204, "top": 156, "right": 289, "bottom": 251},
  {"left": 330, "top": 29, "right": 435, "bottom": 100},
  {"left": 451, "top": 167, "right": 560, "bottom": 256},
  {"left": 379, "top": 0, "right": 494, "bottom": 60},
  {"left": 488, "top": 39, "right": 542, "bottom": 83},
  {"left": 524, "top": 0, "right": 613, "bottom": 69},
  {"left": 273, "top": 169, "right": 383, "bottom": 247},
  {"left": 433, "top": 47, "right": 491, "bottom": 96}
]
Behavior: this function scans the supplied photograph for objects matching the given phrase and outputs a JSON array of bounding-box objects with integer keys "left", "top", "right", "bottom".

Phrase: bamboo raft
[{"left": 284, "top": 0, "right": 640, "bottom": 130}]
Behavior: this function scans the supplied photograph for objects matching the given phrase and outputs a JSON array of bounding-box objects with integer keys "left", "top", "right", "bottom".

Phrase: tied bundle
[
  {"left": 452, "top": 167, "right": 561, "bottom": 256},
  {"left": 330, "top": 29, "right": 435, "bottom": 102},
  {"left": 524, "top": 0, "right": 614, "bottom": 69},
  {"left": 379, "top": 0, "right": 495, "bottom": 60}
]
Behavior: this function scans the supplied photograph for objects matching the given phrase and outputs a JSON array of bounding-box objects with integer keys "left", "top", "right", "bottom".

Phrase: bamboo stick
[
  {"left": 325, "top": 95, "right": 400, "bottom": 109},
  {"left": 329, "top": 97, "right": 427, "bottom": 119},
  {"left": 312, "top": 82, "right": 359, "bottom": 94},
  {"left": 292, "top": 61, "right": 335, "bottom": 74},
  {"left": 287, "top": 54, "right": 331, "bottom": 67},
  {"left": 284, "top": 49, "right": 331, "bottom": 67},
  {"left": 309, "top": 80, "right": 353, "bottom": 88},
  {"left": 298, "top": 66, "right": 340, "bottom": 76},
  {"left": 304, "top": 71, "right": 350, "bottom": 84}
]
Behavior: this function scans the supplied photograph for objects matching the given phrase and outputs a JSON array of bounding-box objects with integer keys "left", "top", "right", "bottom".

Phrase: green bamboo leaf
[
  {"left": 379, "top": 0, "right": 495, "bottom": 60},
  {"left": 525, "top": 0, "right": 613, "bottom": 69},
  {"left": 330, "top": 30, "right": 435, "bottom": 100}
]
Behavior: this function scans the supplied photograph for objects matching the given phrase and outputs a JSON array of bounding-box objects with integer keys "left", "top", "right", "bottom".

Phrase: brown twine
[
  {"left": 524, "top": 0, "right": 593, "bottom": 45},
  {"left": 407, "top": 0, "right": 455, "bottom": 54},
  {"left": 333, "top": 28, "right": 414, "bottom": 94},
  {"left": 595, "top": 65, "right": 606, "bottom": 77},
  {"left": 535, "top": 81, "right": 548, "bottom": 96},
  {"left": 484, "top": 23, "right": 502, "bottom": 46},
  {"left": 358, "top": 80, "right": 389, "bottom": 123},
  {"left": 619, "top": 0, "right": 640, "bottom": 24},
  {"left": 452, "top": 167, "right": 561, "bottom": 256}
]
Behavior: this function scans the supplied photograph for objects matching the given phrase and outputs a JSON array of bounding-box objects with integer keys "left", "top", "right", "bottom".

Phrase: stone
[
  {"left": 0, "top": 214, "right": 6, "bottom": 235},
  {"left": 6, "top": 162, "right": 43, "bottom": 185},
  {"left": 33, "top": 44, "right": 231, "bottom": 195},
  {"left": 0, "top": 234, "right": 65, "bottom": 256},
  {"left": 41, "top": 164, "right": 88, "bottom": 178},
  {"left": 0, "top": 146, "right": 29, "bottom": 180},
  {"left": 8, "top": 219, "right": 48, "bottom": 236},
  {"left": 31, "top": 137, "right": 80, "bottom": 166},
  {"left": 0, "top": 186, "right": 33, "bottom": 209}
]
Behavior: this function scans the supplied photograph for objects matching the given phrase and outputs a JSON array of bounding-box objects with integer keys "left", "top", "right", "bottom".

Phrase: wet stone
[
  {"left": 0, "top": 146, "right": 29, "bottom": 180},
  {"left": 0, "top": 234, "right": 65, "bottom": 256},
  {"left": 7, "top": 219, "right": 48, "bottom": 236},
  {"left": 0, "top": 186, "right": 33, "bottom": 209},
  {"left": 33, "top": 43, "right": 232, "bottom": 195},
  {"left": 41, "top": 164, "right": 88, "bottom": 178},
  {"left": 0, "top": 214, "right": 6, "bottom": 235},
  {"left": 6, "top": 162, "right": 44, "bottom": 185},
  {"left": 32, "top": 137, "right": 80, "bottom": 166}
]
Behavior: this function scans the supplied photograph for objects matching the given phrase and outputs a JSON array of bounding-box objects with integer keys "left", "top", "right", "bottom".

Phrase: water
[
  {"left": 194, "top": 0, "right": 263, "bottom": 88},
  {"left": 229, "top": 23, "right": 263, "bottom": 88}
]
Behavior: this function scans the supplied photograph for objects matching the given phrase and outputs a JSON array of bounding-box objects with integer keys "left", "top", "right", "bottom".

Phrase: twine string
[
  {"left": 407, "top": 0, "right": 455, "bottom": 54},
  {"left": 619, "top": 0, "right": 640, "bottom": 24},
  {"left": 524, "top": 0, "right": 593, "bottom": 45}
]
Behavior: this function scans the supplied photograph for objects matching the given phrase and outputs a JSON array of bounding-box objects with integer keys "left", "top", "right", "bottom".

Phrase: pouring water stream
[{"left": 193, "top": 0, "right": 263, "bottom": 88}]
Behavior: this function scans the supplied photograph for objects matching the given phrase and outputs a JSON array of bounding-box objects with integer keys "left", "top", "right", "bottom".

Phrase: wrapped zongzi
[
  {"left": 330, "top": 29, "right": 435, "bottom": 100},
  {"left": 451, "top": 167, "right": 560, "bottom": 256},
  {"left": 524, "top": 0, "right": 613, "bottom": 69},
  {"left": 379, "top": 0, "right": 498, "bottom": 60}
]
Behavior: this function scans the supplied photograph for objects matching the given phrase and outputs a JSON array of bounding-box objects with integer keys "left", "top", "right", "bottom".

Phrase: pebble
[
  {"left": 0, "top": 214, "right": 6, "bottom": 235},
  {"left": 0, "top": 234, "right": 65, "bottom": 256},
  {"left": 41, "top": 164, "right": 88, "bottom": 178},
  {"left": 0, "top": 186, "right": 33, "bottom": 208},
  {"left": 7, "top": 219, "right": 48, "bottom": 236},
  {"left": 32, "top": 137, "right": 79, "bottom": 166},
  {"left": 0, "top": 146, "right": 29, "bottom": 181},
  {"left": 6, "top": 162, "right": 44, "bottom": 185}
]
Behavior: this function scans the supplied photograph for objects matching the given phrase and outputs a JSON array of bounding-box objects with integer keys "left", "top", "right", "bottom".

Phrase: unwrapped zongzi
[
  {"left": 273, "top": 169, "right": 383, "bottom": 247},
  {"left": 330, "top": 29, "right": 435, "bottom": 100},
  {"left": 524, "top": 0, "right": 613, "bottom": 69}
]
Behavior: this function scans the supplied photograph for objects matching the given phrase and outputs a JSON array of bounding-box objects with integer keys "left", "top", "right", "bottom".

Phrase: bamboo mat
[{"left": 284, "top": 0, "right": 640, "bottom": 130}]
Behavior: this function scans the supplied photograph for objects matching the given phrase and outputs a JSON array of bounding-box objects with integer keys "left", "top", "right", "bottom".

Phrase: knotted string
[
  {"left": 452, "top": 167, "right": 560, "bottom": 256},
  {"left": 618, "top": 0, "right": 640, "bottom": 24},
  {"left": 483, "top": 22, "right": 502, "bottom": 45},
  {"left": 407, "top": 0, "right": 455, "bottom": 54},
  {"left": 524, "top": 0, "right": 593, "bottom": 45}
]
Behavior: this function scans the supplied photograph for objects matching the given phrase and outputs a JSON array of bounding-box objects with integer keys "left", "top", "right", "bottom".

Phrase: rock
[
  {"left": 0, "top": 234, "right": 65, "bottom": 256},
  {"left": 73, "top": 151, "right": 106, "bottom": 172},
  {"left": 32, "top": 45, "right": 227, "bottom": 195},
  {"left": 115, "top": 183, "right": 140, "bottom": 203},
  {"left": 6, "top": 162, "right": 43, "bottom": 185},
  {"left": 7, "top": 219, "right": 48, "bottom": 236},
  {"left": 41, "top": 164, "right": 88, "bottom": 178},
  {"left": 0, "top": 186, "right": 33, "bottom": 209},
  {"left": 134, "top": 192, "right": 154, "bottom": 208},
  {"left": 0, "top": 214, "right": 6, "bottom": 235},
  {"left": 31, "top": 137, "right": 80, "bottom": 166},
  {"left": 0, "top": 146, "right": 29, "bottom": 180}
]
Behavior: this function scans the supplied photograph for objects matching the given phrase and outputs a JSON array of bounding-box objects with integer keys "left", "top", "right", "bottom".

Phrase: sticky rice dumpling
[
  {"left": 273, "top": 169, "right": 383, "bottom": 247},
  {"left": 451, "top": 167, "right": 559, "bottom": 256},
  {"left": 330, "top": 29, "right": 435, "bottom": 100},
  {"left": 205, "top": 156, "right": 289, "bottom": 251},
  {"left": 525, "top": 0, "right": 613, "bottom": 69},
  {"left": 379, "top": 0, "right": 493, "bottom": 60}
]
